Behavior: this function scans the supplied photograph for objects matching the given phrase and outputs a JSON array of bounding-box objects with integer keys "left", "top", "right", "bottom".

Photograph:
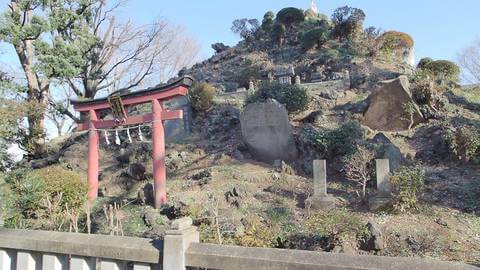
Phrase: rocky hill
[{"left": 1, "top": 5, "right": 479, "bottom": 266}]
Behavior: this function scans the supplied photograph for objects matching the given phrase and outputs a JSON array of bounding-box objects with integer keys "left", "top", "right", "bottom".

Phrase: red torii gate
[{"left": 71, "top": 76, "right": 194, "bottom": 208}]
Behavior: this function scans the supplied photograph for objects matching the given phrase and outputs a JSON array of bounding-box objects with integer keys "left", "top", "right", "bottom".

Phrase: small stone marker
[
  {"left": 313, "top": 160, "right": 327, "bottom": 197},
  {"left": 369, "top": 159, "right": 393, "bottom": 210},
  {"left": 306, "top": 160, "right": 336, "bottom": 210},
  {"left": 375, "top": 159, "right": 392, "bottom": 197}
]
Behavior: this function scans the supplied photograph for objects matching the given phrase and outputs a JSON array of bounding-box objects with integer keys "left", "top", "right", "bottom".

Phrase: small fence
[{"left": 0, "top": 217, "right": 478, "bottom": 270}]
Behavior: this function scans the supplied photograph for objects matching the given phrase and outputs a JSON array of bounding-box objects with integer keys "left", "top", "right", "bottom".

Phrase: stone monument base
[
  {"left": 368, "top": 196, "right": 392, "bottom": 211},
  {"left": 306, "top": 195, "right": 336, "bottom": 211}
]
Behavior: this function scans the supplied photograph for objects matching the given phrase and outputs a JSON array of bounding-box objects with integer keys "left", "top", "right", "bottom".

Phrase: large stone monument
[
  {"left": 240, "top": 99, "right": 298, "bottom": 164},
  {"left": 363, "top": 76, "right": 424, "bottom": 131},
  {"left": 369, "top": 159, "right": 393, "bottom": 210},
  {"left": 305, "top": 160, "right": 336, "bottom": 210}
]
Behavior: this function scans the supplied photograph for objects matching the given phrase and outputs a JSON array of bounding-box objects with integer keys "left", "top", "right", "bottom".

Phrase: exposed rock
[
  {"left": 232, "top": 150, "right": 245, "bottom": 160},
  {"left": 363, "top": 76, "right": 425, "bottom": 131},
  {"left": 137, "top": 183, "right": 154, "bottom": 206},
  {"left": 212, "top": 43, "right": 230, "bottom": 54},
  {"left": 371, "top": 133, "right": 404, "bottom": 172},
  {"left": 143, "top": 208, "right": 169, "bottom": 228},
  {"left": 240, "top": 99, "right": 298, "bottom": 164},
  {"left": 299, "top": 110, "right": 323, "bottom": 124},
  {"left": 166, "top": 150, "right": 190, "bottom": 172},
  {"left": 364, "top": 221, "right": 385, "bottom": 252},
  {"left": 273, "top": 160, "right": 295, "bottom": 175},
  {"left": 127, "top": 163, "right": 146, "bottom": 181},
  {"left": 435, "top": 218, "right": 448, "bottom": 227},
  {"left": 189, "top": 168, "right": 213, "bottom": 186},
  {"left": 142, "top": 225, "right": 167, "bottom": 239},
  {"left": 225, "top": 187, "right": 247, "bottom": 207},
  {"left": 160, "top": 200, "right": 188, "bottom": 220}
]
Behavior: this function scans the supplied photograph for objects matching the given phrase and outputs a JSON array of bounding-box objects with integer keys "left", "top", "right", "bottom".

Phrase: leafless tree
[
  {"left": 457, "top": 38, "right": 480, "bottom": 85},
  {"left": 61, "top": 0, "right": 200, "bottom": 122},
  {"left": 343, "top": 145, "right": 375, "bottom": 199}
]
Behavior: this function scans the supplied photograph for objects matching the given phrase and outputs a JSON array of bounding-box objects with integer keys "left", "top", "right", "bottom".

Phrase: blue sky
[
  {"left": 119, "top": 0, "right": 480, "bottom": 62},
  {"left": 1, "top": 0, "right": 479, "bottom": 66}
]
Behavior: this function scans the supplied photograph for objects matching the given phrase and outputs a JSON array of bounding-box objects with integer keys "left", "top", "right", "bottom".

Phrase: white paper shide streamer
[
  {"left": 115, "top": 129, "right": 121, "bottom": 145},
  {"left": 127, "top": 128, "right": 133, "bottom": 143},
  {"left": 104, "top": 130, "right": 110, "bottom": 145},
  {"left": 138, "top": 126, "right": 144, "bottom": 141}
]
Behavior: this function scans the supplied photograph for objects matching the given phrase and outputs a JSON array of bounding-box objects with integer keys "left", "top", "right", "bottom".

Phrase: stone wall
[
  {"left": 302, "top": 77, "right": 351, "bottom": 99},
  {"left": 213, "top": 90, "right": 248, "bottom": 107}
]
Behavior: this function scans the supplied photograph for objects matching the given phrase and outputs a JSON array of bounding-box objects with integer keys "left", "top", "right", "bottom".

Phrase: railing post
[
  {"left": 0, "top": 250, "right": 12, "bottom": 270},
  {"left": 163, "top": 217, "right": 199, "bottom": 270},
  {"left": 100, "top": 260, "right": 125, "bottom": 270},
  {"left": 16, "top": 252, "right": 37, "bottom": 270},
  {"left": 70, "top": 257, "right": 95, "bottom": 270},
  {"left": 42, "top": 254, "right": 65, "bottom": 270},
  {"left": 133, "top": 263, "right": 151, "bottom": 270}
]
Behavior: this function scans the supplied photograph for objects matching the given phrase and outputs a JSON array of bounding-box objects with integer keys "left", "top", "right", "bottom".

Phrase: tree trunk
[{"left": 14, "top": 36, "right": 49, "bottom": 157}]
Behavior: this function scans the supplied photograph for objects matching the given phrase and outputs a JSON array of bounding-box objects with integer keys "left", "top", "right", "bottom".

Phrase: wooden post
[
  {"left": 87, "top": 110, "right": 100, "bottom": 200},
  {"left": 152, "top": 99, "right": 167, "bottom": 208}
]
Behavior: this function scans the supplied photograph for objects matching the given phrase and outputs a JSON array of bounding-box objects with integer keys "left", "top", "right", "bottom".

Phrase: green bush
[
  {"left": 418, "top": 59, "right": 460, "bottom": 83},
  {"left": 417, "top": 57, "right": 433, "bottom": 70},
  {"left": 331, "top": 6, "right": 366, "bottom": 40},
  {"left": 33, "top": 165, "right": 88, "bottom": 210},
  {"left": 271, "top": 23, "right": 286, "bottom": 44},
  {"left": 276, "top": 7, "right": 305, "bottom": 25},
  {"left": 390, "top": 166, "right": 425, "bottom": 212},
  {"left": 262, "top": 11, "right": 275, "bottom": 31},
  {"left": 306, "top": 209, "right": 367, "bottom": 248},
  {"left": 303, "top": 121, "right": 364, "bottom": 158},
  {"left": 4, "top": 169, "right": 46, "bottom": 219},
  {"left": 246, "top": 81, "right": 308, "bottom": 112},
  {"left": 380, "top": 31, "right": 414, "bottom": 52},
  {"left": 189, "top": 83, "right": 215, "bottom": 112},
  {"left": 301, "top": 27, "right": 328, "bottom": 51},
  {"left": 446, "top": 126, "right": 480, "bottom": 163},
  {"left": 2, "top": 166, "right": 88, "bottom": 230}
]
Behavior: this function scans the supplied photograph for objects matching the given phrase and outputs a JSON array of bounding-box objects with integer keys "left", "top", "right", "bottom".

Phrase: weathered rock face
[
  {"left": 363, "top": 76, "right": 424, "bottom": 131},
  {"left": 240, "top": 99, "right": 298, "bottom": 164}
]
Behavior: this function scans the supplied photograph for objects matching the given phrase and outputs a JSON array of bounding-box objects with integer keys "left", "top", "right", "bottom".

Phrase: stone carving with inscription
[{"left": 240, "top": 99, "right": 298, "bottom": 163}]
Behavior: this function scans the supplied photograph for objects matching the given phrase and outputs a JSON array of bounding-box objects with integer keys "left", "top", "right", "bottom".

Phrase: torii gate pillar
[
  {"left": 87, "top": 110, "right": 100, "bottom": 200},
  {"left": 152, "top": 99, "right": 167, "bottom": 208}
]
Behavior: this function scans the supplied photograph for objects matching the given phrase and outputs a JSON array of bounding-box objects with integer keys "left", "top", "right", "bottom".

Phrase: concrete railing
[
  {"left": 185, "top": 243, "right": 478, "bottom": 270},
  {"left": 1, "top": 217, "right": 479, "bottom": 270}
]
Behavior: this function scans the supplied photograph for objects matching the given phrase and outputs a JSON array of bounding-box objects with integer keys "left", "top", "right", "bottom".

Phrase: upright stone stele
[
  {"left": 240, "top": 99, "right": 298, "bottom": 164},
  {"left": 305, "top": 160, "right": 336, "bottom": 210},
  {"left": 369, "top": 159, "right": 393, "bottom": 210}
]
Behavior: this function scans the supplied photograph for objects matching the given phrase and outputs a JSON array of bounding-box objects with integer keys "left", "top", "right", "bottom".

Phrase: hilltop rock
[
  {"left": 363, "top": 76, "right": 425, "bottom": 131},
  {"left": 212, "top": 43, "right": 230, "bottom": 54}
]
